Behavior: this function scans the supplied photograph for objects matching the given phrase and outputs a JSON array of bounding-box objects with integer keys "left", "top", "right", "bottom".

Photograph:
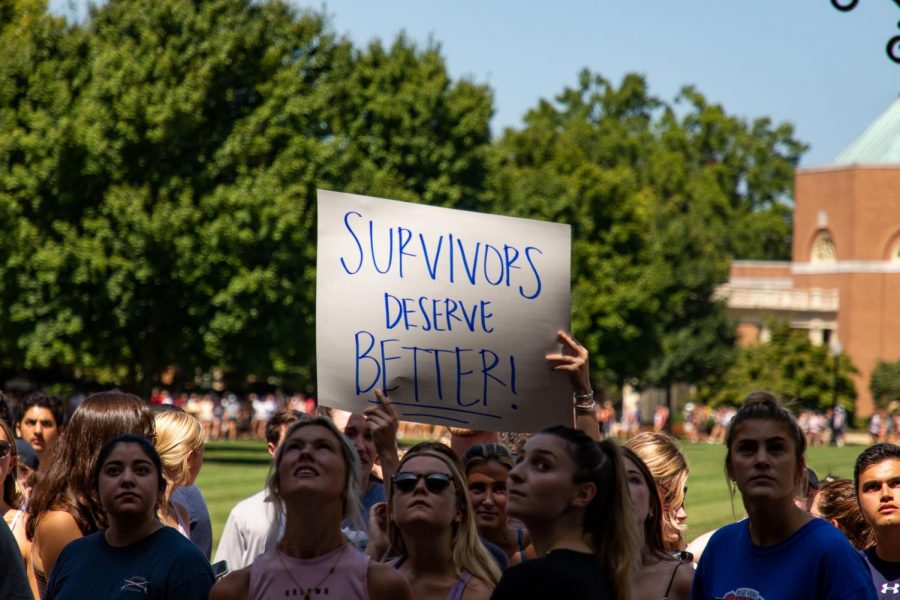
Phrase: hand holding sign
[{"left": 545, "top": 331, "right": 591, "bottom": 397}]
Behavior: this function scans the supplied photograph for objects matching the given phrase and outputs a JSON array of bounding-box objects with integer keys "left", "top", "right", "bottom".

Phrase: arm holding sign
[
  {"left": 366, "top": 390, "right": 400, "bottom": 486},
  {"left": 545, "top": 331, "right": 601, "bottom": 441}
]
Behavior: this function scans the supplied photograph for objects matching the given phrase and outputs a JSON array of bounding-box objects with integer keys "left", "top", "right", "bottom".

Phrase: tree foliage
[
  {"left": 870, "top": 360, "right": 900, "bottom": 409},
  {"left": 1, "top": 2, "right": 806, "bottom": 395},
  {"left": 698, "top": 322, "right": 857, "bottom": 411},
  {"left": 0, "top": 0, "right": 492, "bottom": 393},
  {"left": 488, "top": 71, "right": 803, "bottom": 388}
]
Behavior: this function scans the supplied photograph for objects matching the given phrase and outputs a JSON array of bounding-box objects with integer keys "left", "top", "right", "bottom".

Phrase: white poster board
[{"left": 315, "top": 190, "right": 572, "bottom": 432}]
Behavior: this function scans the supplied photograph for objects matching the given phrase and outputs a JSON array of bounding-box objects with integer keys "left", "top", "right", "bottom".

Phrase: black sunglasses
[
  {"left": 392, "top": 471, "right": 453, "bottom": 494},
  {"left": 0, "top": 440, "right": 11, "bottom": 459}
]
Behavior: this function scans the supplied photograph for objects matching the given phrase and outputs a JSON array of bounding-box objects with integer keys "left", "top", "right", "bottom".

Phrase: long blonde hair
[
  {"left": 153, "top": 410, "right": 204, "bottom": 493},
  {"left": 388, "top": 444, "right": 501, "bottom": 587},
  {"left": 626, "top": 431, "right": 688, "bottom": 552}
]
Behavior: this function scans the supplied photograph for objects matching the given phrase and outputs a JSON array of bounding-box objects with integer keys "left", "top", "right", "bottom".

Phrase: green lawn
[{"left": 195, "top": 439, "right": 871, "bottom": 556}]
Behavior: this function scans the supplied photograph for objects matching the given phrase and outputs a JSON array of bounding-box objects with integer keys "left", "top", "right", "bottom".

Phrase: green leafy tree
[
  {"left": 488, "top": 71, "right": 803, "bottom": 389},
  {"left": 870, "top": 360, "right": 900, "bottom": 409},
  {"left": 0, "top": 0, "right": 493, "bottom": 393},
  {"left": 699, "top": 321, "right": 857, "bottom": 411}
]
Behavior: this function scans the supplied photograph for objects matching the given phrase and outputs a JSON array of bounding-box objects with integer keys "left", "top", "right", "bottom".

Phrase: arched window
[{"left": 811, "top": 231, "right": 837, "bottom": 263}]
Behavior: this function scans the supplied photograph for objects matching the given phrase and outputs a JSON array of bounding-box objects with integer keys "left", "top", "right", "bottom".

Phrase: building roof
[{"left": 833, "top": 98, "right": 900, "bottom": 165}]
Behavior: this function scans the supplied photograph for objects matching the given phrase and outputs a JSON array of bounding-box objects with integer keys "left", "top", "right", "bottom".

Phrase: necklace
[{"left": 275, "top": 541, "right": 347, "bottom": 600}]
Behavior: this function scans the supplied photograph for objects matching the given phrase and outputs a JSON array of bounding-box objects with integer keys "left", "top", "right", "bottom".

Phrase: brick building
[{"left": 719, "top": 99, "right": 900, "bottom": 416}]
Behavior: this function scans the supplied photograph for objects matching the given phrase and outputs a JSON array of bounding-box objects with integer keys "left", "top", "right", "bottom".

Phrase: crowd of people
[{"left": 0, "top": 333, "right": 898, "bottom": 599}]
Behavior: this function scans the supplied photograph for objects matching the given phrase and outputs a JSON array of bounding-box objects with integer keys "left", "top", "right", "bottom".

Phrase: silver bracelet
[
  {"left": 574, "top": 400, "right": 597, "bottom": 413},
  {"left": 573, "top": 389, "right": 594, "bottom": 403}
]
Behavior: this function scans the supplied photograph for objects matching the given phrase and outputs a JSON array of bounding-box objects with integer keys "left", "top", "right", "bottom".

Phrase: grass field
[{"left": 195, "top": 439, "right": 870, "bottom": 557}]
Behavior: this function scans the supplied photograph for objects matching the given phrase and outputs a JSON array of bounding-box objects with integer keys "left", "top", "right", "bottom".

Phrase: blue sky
[{"left": 50, "top": 0, "right": 899, "bottom": 167}]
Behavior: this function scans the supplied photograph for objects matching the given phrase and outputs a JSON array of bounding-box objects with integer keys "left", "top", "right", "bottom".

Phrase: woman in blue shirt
[{"left": 692, "top": 392, "right": 876, "bottom": 600}]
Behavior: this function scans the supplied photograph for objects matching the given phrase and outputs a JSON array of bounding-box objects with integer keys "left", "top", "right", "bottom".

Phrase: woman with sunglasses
[
  {"left": 384, "top": 443, "right": 500, "bottom": 600},
  {"left": 44, "top": 434, "right": 214, "bottom": 599},
  {"left": 692, "top": 392, "right": 877, "bottom": 600},
  {"left": 463, "top": 443, "right": 532, "bottom": 565},
  {"left": 626, "top": 432, "right": 689, "bottom": 554},
  {"left": 492, "top": 426, "right": 640, "bottom": 600},
  {"left": 211, "top": 417, "right": 411, "bottom": 600},
  {"left": 621, "top": 447, "right": 692, "bottom": 600},
  {"left": 1, "top": 420, "right": 30, "bottom": 565}
]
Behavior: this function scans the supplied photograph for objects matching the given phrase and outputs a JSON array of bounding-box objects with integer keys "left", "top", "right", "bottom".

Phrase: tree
[
  {"left": 870, "top": 360, "right": 900, "bottom": 409},
  {"left": 698, "top": 321, "right": 857, "bottom": 411},
  {"left": 488, "top": 71, "right": 804, "bottom": 390},
  {"left": 0, "top": 0, "right": 493, "bottom": 393}
]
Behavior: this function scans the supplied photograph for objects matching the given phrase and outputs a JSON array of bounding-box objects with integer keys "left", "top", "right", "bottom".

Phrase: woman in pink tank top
[{"left": 210, "top": 416, "right": 410, "bottom": 600}]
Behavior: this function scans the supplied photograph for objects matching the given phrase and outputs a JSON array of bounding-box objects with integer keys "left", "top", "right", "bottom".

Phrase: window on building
[{"left": 811, "top": 232, "right": 837, "bottom": 263}]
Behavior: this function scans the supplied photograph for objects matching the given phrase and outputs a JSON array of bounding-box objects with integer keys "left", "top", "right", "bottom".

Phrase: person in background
[
  {"left": 341, "top": 390, "right": 400, "bottom": 519},
  {"left": 0, "top": 391, "right": 12, "bottom": 428},
  {"left": 44, "top": 434, "right": 214, "bottom": 599},
  {"left": 626, "top": 432, "right": 689, "bottom": 554},
  {"left": 151, "top": 405, "right": 212, "bottom": 556},
  {"left": 153, "top": 410, "right": 205, "bottom": 540},
  {"left": 691, "top": 392, "right": 876, "bottom": 600},
  {"left": 854, "top": 443, "right": 900, "bottom": 595},
  {"left": 14, "top": 440, "right": 38, "bottom": 500},
  {"left": 214, "top": 409, "right": 308, "bottom": 570},
  {"left": 621, "top": 447, "right": 692, "bottom": 600},
  {"left": 492, "top": 426, "right": 640, "bottom": 600},
  {"left": 16, "top": 392, "right": 65, "bottom": 463},
  {"left": 210, "top": 418, "right": 411, "bottom": 600},
  {"left": 811, "top": 475, "right": 873, "bottom": 550},
  {"left": 463, "top": 443, "right": 532, "bottom": 564},
  {"left": 26, "top": 391, "right": 156, "bottom": 599}
]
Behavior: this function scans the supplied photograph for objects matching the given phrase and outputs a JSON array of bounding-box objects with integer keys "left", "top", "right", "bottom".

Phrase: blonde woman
[
  {"left": 626, "top": 431, "right": 689, "bottom": 553},
  {"left": 153, "top": 408, "right": 205, "bottom": 538},
  {"left": 210, "top": 417, "right": 410, "bottom": 600},
  {"left": 381, "top": 442, "right": 500, "bottom": 600}
]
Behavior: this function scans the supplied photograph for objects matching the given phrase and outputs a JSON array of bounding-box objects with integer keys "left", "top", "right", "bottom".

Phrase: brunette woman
[
  {"left": 0, "top": 420, "right": 29, "bottom": 565},
  {"left": 492, "top": 426, "right": 640, "bottom": 600},
  {"left": 626, "top": 432, "right": 689, "bottom": 554},
  {"left": 26, "top": 391, "right": 155, "bottom": 598},
  {"left": 811, "top": 476, "right": 874, "bottom": 550},
  {"left": 621, "top": 447, "right": 692, "bottom": 600},
  {"left": 44, "top": 435, "right": 214, "bottom": 598},
  {"left": 691, "top": 392, "right": 877, "bottom": 600},
  {"left": 463, "top": 443, "right": 532, "bottom": 564},
  {"left": 210, "top": 417, "right": 411, "bottom": 600}
]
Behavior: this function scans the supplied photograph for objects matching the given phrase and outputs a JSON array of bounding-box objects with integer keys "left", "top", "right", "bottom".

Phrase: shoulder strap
[{"left": 663, "top": 561, "right": 687, "bottom": 598}]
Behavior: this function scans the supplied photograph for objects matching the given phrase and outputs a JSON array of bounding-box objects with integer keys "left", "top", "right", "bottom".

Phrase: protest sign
[{"left": 316, "top": 190, "right": 572, "bottom": 432}]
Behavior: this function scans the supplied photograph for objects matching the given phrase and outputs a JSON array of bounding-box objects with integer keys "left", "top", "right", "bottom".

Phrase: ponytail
[{"left": 542, "top": 427, "right": 640, "bottom": 600}]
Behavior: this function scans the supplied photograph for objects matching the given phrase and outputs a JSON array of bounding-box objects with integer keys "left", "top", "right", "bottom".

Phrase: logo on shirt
[
  {"left": 120, "top": 576, "right": 150, "bottom": 593},
  {"left": 883, "top": 582, "right": 900, "bottom": 595},
  {"left": 717, "top": 589, "right": 765, "bottom": 600}
]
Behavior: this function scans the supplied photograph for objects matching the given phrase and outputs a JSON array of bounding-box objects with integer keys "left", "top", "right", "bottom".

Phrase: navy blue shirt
[
  {"left": 45, "top": 526, "right": 214, "bottom": 600},
  {"left": 861, "top": 546, "right": 900, "bottom": 598}
]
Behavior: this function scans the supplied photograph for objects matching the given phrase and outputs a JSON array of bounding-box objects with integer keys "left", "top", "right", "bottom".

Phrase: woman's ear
[{"left": 572, "top": 481, "right": 597, "bottom": 509}]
